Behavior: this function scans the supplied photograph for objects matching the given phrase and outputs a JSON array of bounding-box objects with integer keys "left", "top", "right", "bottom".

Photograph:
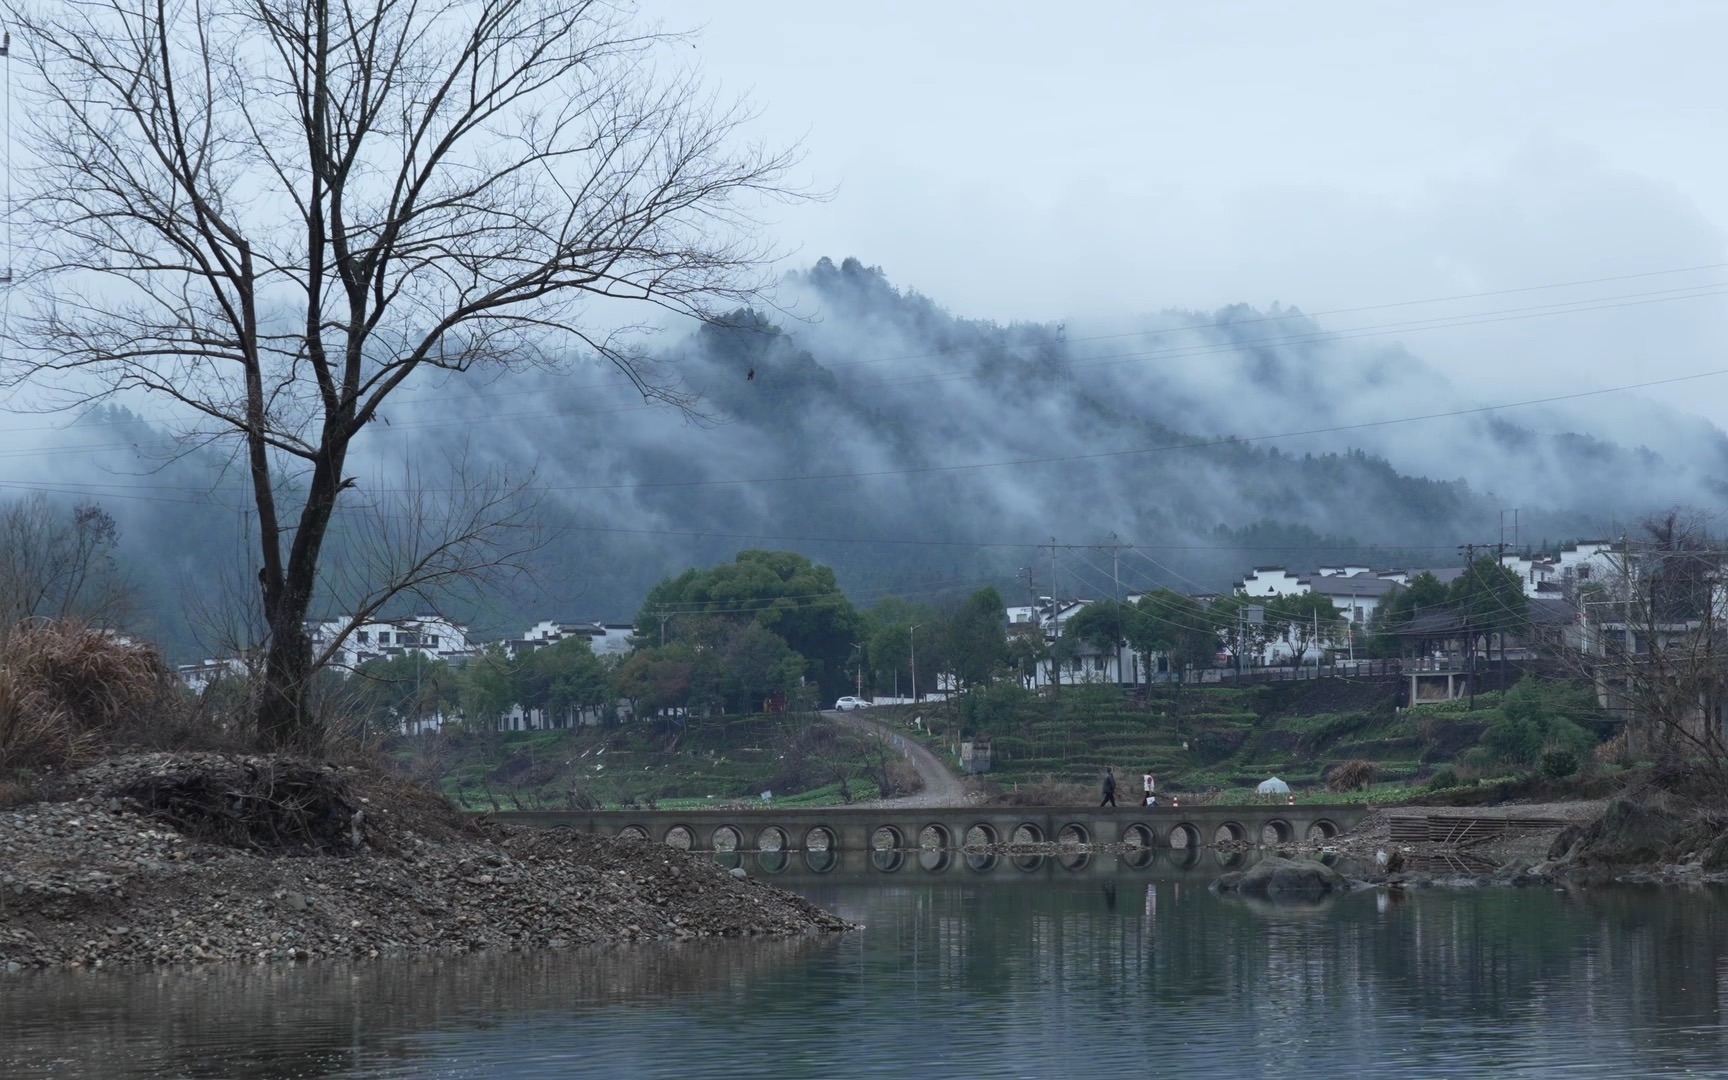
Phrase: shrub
[
  {"left": 1, "top": 620, "right": 189, "bottom": 771},
  {"left": 1428, "top": 766, "right": 1460, "bottom": 790},
  {"left": 1540, "top": 750, "right": 1579, "bottom": 780},
  {"left": 1326, "top": 758, "right": 1379, "bottom": 792}
]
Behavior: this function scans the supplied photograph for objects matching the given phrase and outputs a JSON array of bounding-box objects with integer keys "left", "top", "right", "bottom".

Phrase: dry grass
[
  {"left": 1327, "top": 758, "right": 1380, "bottom": 793},
  {"left": 0, "top": 619, "right": 188, "bottom": 772}
]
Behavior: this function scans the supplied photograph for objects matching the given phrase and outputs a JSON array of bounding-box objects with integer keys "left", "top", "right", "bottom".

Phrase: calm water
[{"left": 5, "top": 862, "right": 1728, "bottom": 1078}]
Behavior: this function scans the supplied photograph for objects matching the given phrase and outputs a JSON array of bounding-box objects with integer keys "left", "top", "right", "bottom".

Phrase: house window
[
  {"left": 1577, "top": 567, "right": 1591, "bottom": 581},
  {"left": 430, "top": 635, "right": 439, "bottom": 648},
  {"left": 378, "top": 632, "right": 391, "bottom": 645},
  {"left": 357, "top": 631, "right": 369, "bottom": 644}
]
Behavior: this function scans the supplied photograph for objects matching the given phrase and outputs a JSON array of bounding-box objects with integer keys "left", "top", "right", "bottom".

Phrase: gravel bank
[{"left": 0, "top": 753, "right": 851, "bottom": 971}]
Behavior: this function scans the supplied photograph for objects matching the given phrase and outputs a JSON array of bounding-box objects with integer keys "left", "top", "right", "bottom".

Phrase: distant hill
[{"left": 12, "top": 258, "right": 1723, "bottom": 660}]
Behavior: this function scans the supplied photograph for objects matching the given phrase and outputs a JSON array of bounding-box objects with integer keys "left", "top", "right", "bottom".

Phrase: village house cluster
[
  {"left": 173, "top": 541, "right": 1629, "bottom": 731},
  {"left": 1000, "top": 540, "right": 1622, "bottom": 690}
]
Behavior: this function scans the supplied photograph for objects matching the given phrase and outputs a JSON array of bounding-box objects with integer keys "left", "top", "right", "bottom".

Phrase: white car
[{"left": 833, "top": 696, "right": 871, "bottom": 711}]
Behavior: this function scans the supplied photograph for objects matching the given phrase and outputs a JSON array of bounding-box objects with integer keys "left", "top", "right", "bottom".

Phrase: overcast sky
[{"left": 664, "top": 1, "right": 1728, "bottom": 417}]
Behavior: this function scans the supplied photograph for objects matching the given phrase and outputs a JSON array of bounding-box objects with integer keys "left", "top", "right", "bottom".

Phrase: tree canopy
[{"left": 636, "top": 551, "right": 863, "bottom": 699}]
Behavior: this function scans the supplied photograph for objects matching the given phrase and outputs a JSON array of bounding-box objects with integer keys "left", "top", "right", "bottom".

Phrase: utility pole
[
  {"left": 656, "top": 609, "right": 671, "bottom": 647},
  {"left": 1048, "top": 539, "right": 1061, "bottom": 690},
  {"left": 852, "top": 642, "right": 864, "bottom": 700},
  {"left": 1101, "top": 533, "right": 1127, "bottom": 683},
  {"left": 909, "top": 623, "right": 922, "bottom": 705},
  {"left": 1459, "top": 543, "right": 1476, "bottom": 710}
]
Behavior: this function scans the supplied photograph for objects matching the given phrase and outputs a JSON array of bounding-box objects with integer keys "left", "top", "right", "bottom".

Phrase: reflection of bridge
[{"left": 492, "top": 803, "right": 1371, "bottom": 859}]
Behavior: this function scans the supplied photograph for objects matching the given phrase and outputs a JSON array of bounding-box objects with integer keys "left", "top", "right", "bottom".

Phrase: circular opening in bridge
[
  {"left": 965, "top": 851, "right": 999, "bottom": 873},
  {"left": 1260, "top": 820, "right": 1295, "bottom": 847},
  {"left": 663, "top": 825, "right": 694, "bottom": 851},
  {"left": 1214, "top": 849, "right": 1245, "bottom": 870},
  {"left": 804, "top": 826, "right": 837, "bottom": 853},
  {"left": 872, "top": 825, "right": 906, "bottom": 851},
  {"left": 1121, "top": 824, "right": 1156, "bottom": 869},
  {"left": 1013, "top": 853, "right": 1046, "bottom": 873},
  {"left": 871, "top": 847, "right": 905, "bottom": 873},
  {"left": 917, "top": 848, "right": 953, "bottom": 873},
  {"left": 1012, "top": 823, "right": 1045, "bottom": 848},
  {"left": 920, "top": 824, "right": 953, "bottom": 851},
  {"left": 1057, "top": 823, "right": 1091, "bottom": 849},
  {"left": 1168, "top": 823, "right": 1201, "bottom": 850},
  {"left": 964, "top": 823, "right": 999, "bottom": 849},
  {"left": 1059, "top": 849, "right": 1091, "bottom": 872},
  {"left": 804, "top": 847, "right": 837, "bottom": 873},
  {"left": 618, "top": 825, "right": 650, "bottom": 842},
  {"left": 711, "top": 825, "right": 742, "bottom": 853},
  {"left": 1167, "top": 844, "right": 1201, "bottom": 870},
  {"left": 755, "top": 850, "right": 789, "bottom": 874},
  {"left": 1213, "top": 821, "right": 1247, "bottom": 846},
  {"left": 1306, "top": 819, "right": 1341, "bottom": 841},
  {"left": 756, "top": 826, "right": 788, "bottom": 853},
  {"left": 712, "top": 851, "right": 742, "bottom": 871}
]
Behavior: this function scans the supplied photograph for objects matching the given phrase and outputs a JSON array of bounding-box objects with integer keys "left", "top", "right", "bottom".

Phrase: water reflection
[
  {"left": 6, "top": 881, "right": 1728, "bottom": 1077},
  {"left": 730, "top": 840, "right": 1313, "bottom": 885}
]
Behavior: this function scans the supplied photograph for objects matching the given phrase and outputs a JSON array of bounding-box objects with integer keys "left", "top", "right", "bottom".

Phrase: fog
[{"left": 5, "top": 0, "right": 1728, "bottom": 657}]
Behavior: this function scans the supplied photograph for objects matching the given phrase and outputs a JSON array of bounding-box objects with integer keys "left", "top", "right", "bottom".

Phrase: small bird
[
  {"left": 746, "top": 367, "right": 755, "bottom": 381},
  {"left": 1375, "top": 848, "right": 1389, "bottom": 868}
]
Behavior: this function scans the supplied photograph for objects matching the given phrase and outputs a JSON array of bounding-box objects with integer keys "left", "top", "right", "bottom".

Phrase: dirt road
[{"left": 825, "top": 710, "right": 969, "bottom": 807}]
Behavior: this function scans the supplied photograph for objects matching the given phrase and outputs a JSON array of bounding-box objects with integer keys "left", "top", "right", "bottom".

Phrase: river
[{"left": 4, "top": 857, "right": 1727, "bottom": 1077}]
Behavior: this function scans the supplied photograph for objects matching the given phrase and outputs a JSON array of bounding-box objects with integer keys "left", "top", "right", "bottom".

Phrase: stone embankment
[
  {"left": 1283, "top": 793, "right": 1728, "bottom": 890},
  {"left": 0, "top": 753, "right": 850, "bottom": 971}
]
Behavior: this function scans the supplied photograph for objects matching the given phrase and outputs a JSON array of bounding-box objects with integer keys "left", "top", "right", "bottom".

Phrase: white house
[
  {"left": 512, "top": 618, "right": 637, "bottom": 659},
  {"left": 307, "top": 613, "right": 471, "bottom": 670},
  {"left": 1235, "top": 566, "right": 1308, "bottom": 599},
  {"left": 175, "top": 656, "right": 250, "bottom": 694}
]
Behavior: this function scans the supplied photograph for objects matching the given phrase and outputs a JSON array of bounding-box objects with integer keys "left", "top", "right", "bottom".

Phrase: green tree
[
  {"left": 946, "top": 587, "right": 1008, "bottom": 689},
  {"left": 636, "top": 551, "right": 864, "bottom": 700},
  {"left": 1133, "top": 589, "right": 1220, "bottom": 675},
  {"left": 1478, "top": 676, "right": 1601, "bottom": 768},
  {"left": 1210, "top": 593, "right": 1273, "bottom": 669},
  {"left": 719, "top": 622, "right": 806, "bottom": 714},
  {"left": 1266, "top": 591, "right": 1345, "bottom": 661},
  {"left": 862, "top": 597, "right": 943, "bottom": 699},
  {"left": 1367, "top": 571, "right": 1451, "bottom": 657},
  {"left": 458, "top": 645, "right": 518, "bottom": 732},
  {"left": 515, "top": 637, "right": 609, "bottom": 727},
  {"left": 352, "top": 653, "right": 455, "bottom": 734},
  {"left": 1449, "top": 557, "right": 1528, "bottom": 659}
]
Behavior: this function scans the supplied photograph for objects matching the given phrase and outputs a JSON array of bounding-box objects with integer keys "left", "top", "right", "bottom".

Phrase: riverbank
[
  {"left": 1298, "top": 788, "right": 1728, "bottom": 888},
  {"left": 0, "top": 752, "right": 851, "bottom": 971}
]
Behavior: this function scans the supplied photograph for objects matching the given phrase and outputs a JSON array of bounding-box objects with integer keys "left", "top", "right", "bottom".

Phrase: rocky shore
[
  {"left": 1278, "top": 792, "right": 1728, "bottom": 891},
  {"left": 0, "top": 753, "right": 851, "bottom": 971}
]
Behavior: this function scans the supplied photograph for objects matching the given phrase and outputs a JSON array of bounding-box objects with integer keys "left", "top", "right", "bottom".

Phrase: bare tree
[
  {"left": 0, "top": 493, "right": 135, "bottom": 635},
  {"left": 3, "top": 0, "right": 802, "bottom": 748},
  {"left": 1579, "top": 512, "right": 1728, "bottom": 792}
]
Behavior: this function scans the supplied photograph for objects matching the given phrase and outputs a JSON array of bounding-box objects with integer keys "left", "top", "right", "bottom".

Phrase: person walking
[{"left": 1100, "top": 767, "right": 1117, "bottom": 807}]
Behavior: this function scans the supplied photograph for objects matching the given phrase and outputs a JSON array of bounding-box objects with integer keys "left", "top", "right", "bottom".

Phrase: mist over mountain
[{"left": 9, "top": 257, "right": 1724, "bottom": 660}]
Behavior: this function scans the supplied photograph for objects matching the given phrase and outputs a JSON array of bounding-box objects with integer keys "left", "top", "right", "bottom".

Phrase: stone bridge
[{"left": 490, "top": 802, "right": 1371, "bottom": 860}]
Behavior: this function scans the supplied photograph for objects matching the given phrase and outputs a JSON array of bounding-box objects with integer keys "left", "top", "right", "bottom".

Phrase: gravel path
[{"left": 825, "top": 710, "right": 971, "bottom": 807}]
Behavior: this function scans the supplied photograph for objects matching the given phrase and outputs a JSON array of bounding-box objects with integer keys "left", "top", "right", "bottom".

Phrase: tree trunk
[{"left": 258, "top": 616, "right": 315, "bottom": 750}]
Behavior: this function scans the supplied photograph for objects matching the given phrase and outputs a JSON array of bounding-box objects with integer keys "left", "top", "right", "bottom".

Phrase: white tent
[{"left": 1256, "top": 777, "right": 1291, "bottom": 795}]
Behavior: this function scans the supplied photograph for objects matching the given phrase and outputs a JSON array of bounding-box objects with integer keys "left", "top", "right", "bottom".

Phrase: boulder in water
[{"left": 1212, "top": 856, "right": 1353, "bottom": 897}]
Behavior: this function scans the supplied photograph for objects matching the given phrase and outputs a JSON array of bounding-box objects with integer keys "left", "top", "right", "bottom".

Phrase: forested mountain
[{"left": 9, "top": 257, "right": 1724, "bottom": 661}]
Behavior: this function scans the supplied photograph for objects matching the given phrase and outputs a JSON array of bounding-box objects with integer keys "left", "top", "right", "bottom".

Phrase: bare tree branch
[{"left": 3, "top": 0, "right": 805, "bottom": 747}]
